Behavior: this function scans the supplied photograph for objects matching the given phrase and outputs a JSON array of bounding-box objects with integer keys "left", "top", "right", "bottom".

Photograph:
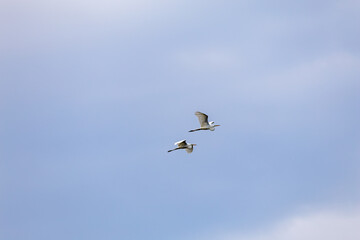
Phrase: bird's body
[
  {"left": 189, "top": 111, "right": 220, "bottom": 132},
  {"left": 168, "top": 140, "right": 197, "bottom": 153}
]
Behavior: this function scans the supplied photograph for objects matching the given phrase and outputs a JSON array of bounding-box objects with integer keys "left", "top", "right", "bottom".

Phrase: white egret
[
  {"left": 189, "top": 111, "right": 220, "bottom": 132},
  {"left": 168, "top": 140, "right": 197, "bottom": 153}
]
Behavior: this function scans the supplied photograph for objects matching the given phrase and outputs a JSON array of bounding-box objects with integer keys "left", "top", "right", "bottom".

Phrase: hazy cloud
[
  {"left": 196, "top": 206, "right": 360, "bottom": 240},
  {"left": 230, "top": 52, "right": 360, "bottom": 104},
  {"left": 175, "top": 46, "right": 241, "bottom": 70}
]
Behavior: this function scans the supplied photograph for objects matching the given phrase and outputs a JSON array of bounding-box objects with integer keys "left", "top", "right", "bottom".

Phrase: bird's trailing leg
[
  {"left": 189, "top": 128, "right": 205, "bottom": 132},
  {"left": 168, "top": 147, "right": 185, "bottom": 152}
]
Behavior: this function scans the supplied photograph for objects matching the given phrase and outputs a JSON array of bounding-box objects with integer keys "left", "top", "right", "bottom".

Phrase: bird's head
[{"left": 209, "top": 121, "right": 215, "bottom": 125}]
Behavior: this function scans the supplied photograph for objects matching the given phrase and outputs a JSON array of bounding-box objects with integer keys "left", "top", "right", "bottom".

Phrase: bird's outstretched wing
[
  {"left": 195, "top": 111, "right": 209, "bottom": 128},
  {"left": 175, "top": 140, "right": 187, "bottom": 148}
]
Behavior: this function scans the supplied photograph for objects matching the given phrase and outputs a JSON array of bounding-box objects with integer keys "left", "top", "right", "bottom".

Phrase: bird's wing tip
[{"left": 174, "top": 139, "right": 186, "bottom": 145}]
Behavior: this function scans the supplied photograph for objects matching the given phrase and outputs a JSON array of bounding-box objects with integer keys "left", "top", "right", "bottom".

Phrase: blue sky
[{"left": 1, "top": 1, "right": 360, "bottom": 239}]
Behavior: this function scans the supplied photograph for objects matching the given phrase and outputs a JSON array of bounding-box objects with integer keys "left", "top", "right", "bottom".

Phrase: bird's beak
[
  {"left": 214, "top": 125, "right": 221, "bottom": 127},
  {"left": 193, "top": 144, "right": 197, "bottom": 146}
]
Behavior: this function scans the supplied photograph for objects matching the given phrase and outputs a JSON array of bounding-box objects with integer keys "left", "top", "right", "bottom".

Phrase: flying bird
[
  {"left": 189, "top": 111, "right": 220, "bottom": 132},
  {"left": 168, "top": 140, "right": 197, "bottom": 153}
]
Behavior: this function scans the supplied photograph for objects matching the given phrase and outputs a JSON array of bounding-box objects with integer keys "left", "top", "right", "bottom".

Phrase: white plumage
[
  {"left": 189, "top": 111, "right": 220, "bottom": 132},
  {"left": 168, "top": 139, "right": 197, "bottom": 153}
]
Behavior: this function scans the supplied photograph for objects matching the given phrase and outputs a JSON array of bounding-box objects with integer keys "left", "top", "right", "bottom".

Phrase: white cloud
[
  {"left": 0, "top": 0, "right": 180, "bottom": 53},
  {"left": 196, "top": 207, "right": 360, "bottom": 240},
  {"left": 1, "top": 0, "right": 175, "bottom": 19}
]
